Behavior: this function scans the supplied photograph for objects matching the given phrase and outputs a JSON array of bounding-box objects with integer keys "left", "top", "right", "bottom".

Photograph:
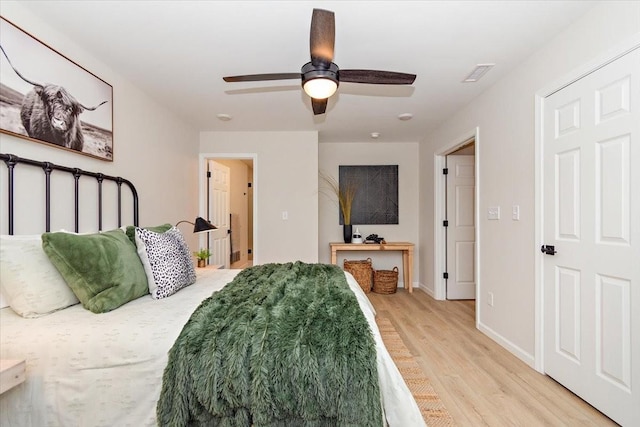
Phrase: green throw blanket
[{"left": 157, "top": 262, "right": 382, "bottom": 426}]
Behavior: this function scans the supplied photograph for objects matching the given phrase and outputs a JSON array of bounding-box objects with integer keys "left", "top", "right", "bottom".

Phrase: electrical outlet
[
  {"left": 512, "top": 205, "right": 520, "bottom": 220},
  {"left": 488, "top": 292, "right": 494, "bottom": 307},
  {"left": 488, "top": 206, "right": 500, "bottom": 220}
]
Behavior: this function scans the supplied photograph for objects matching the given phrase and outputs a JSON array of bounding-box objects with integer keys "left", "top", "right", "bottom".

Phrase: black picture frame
[
  {"left": 0, "top": 17, "right": 113, "bottom": 161},
  {"left": 339, "top": 165, "right": 399, "bottom": 225}
]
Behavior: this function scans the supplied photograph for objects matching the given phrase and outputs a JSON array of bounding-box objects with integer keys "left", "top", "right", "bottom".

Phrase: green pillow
[
  {"left": 42, "top": 229, "right": 149, "bottom": 313},
  {"left": 125, "top": 223, "right": 172, "bottom": 247}
]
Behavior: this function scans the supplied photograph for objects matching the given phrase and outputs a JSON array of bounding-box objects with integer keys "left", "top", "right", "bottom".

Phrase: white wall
[
  {"left": 0, "top": 2, "right": 200, "bottom": 246},
  {"left": 319, "top": 142, "right": 419, "bottom": 287},
  {"left": 200, "top": 131, "right": 318, "bottom": 264},
  {"left": 418, "top": 1, "right": 640, "bottom": 365}
]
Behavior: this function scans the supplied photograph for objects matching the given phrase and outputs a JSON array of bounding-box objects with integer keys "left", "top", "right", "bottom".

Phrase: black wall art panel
[{"left": 339, "top": 165, "right": 398, "bottom": 225}]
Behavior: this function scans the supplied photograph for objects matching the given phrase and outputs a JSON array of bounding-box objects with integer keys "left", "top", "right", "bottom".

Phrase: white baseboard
[
  {"left": 414, "top": 283, "right": 434, "bottom": 298},
  {"left": 414, "top": 282, "right": 535, "bottom": 369},
  {"left": 477, "top": 321, "right": 535, "bottom": 369}
]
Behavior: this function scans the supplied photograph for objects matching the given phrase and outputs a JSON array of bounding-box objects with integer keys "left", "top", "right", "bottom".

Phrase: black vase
[{"left": 343, "top": 224, "right": 353, "bottom": 243}]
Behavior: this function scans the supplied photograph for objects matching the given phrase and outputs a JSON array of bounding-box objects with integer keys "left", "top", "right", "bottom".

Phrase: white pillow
[
  {"left": 0, "top": 235, "right": 79, "bottom": 317},
  {"left": 134, "top": 227, "right": 196, "bottom": 299}
]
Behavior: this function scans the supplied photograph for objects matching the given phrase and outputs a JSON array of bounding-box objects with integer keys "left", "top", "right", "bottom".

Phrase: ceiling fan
[{"left": 222, "top": 8, "right": 417, "bottom": 115}]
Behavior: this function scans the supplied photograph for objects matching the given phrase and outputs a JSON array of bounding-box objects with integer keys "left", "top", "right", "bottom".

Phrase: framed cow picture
[{"left": 0, "top": 17, "right": 113, "bottom": 161}]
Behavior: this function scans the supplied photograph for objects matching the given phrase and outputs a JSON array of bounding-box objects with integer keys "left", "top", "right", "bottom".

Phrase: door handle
[{"left": 540, "top": 245, "right": 557, "bottom": 255}]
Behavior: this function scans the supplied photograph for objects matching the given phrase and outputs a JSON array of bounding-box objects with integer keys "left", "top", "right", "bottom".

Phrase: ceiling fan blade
[
  {"left": 310, "top": 9, "right": 335, "bottom": 66},
  {"left": 223, "top": 73, "right": 300, "bottom": 82},
  {"left": 339, "top": 69, "right": 416, "bottom": 85},
  {"left": 311, "top": 98, "right": 328, "bottom": 115}
]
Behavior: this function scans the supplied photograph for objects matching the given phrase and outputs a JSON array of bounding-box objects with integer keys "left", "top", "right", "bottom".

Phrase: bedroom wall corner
[
  {"left": 199, "top": 131, "right": 319, "bottom": 265},
  {"left": 0, "top": 2, "right": 200, "bottom": 244}
]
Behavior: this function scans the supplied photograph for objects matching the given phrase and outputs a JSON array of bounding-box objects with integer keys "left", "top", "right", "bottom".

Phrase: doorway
[
  {"left": 198, "top": 153, "right": 257, "bottom": 269},
  {"left": 445, "top": 146, "right": 476, "bottom": 300},
  {"left": 433, "top": 128, "right": 480, "bottom": 313}
]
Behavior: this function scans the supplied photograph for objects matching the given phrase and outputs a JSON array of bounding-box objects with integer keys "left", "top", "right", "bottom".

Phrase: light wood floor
[{"left": 367, "top": 289, "right": 618, "bottom": 427}]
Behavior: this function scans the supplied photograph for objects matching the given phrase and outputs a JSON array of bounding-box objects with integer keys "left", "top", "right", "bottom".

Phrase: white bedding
[{"left": 0, "top": 268, "right": 424, "bottom": 427}]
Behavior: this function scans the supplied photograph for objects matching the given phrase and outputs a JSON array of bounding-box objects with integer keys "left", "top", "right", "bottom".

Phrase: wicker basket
[
  {"left": 373, "top": 267, "right": 399, "bottom": 294},
  {"left": 343, "top": 258, "right": 373, "bottom": 294}
]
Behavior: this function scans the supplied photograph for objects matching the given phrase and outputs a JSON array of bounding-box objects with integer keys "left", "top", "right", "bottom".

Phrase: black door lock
[{"left": 540, "top": 245, "right": 557, "bottom": 255}]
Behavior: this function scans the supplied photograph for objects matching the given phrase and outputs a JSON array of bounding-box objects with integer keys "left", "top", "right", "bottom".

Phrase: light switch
[
  {"left": 281, "top": 211, "right": 288, "bottom": 220},
  {"left": 487, "top": 206, "right": 500, "bottom": 220},
  {"left": 512, "top": 205, "right": 520, "bottom": 220}
]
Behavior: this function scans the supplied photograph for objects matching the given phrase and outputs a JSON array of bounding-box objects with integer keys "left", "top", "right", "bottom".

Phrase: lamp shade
[
  {"left": 193, "top": 217, "right": 217, "bottom": 233},
  {"left": 175, "top": 217, "right": 217, "bottom": 233}
]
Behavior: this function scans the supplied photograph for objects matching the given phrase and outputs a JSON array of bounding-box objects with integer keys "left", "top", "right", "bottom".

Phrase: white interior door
[
  {"left": 446, "top": 155, "right": 476, "bottom": 300},
  {"left": 542, "top": 48, "right": 639, "bottom": 426},
  {"left": 208, "top": 160, "right": 230, "bottom": 268}
]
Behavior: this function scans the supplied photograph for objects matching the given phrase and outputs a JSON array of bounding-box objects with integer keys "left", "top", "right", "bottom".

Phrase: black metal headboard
[{"left": 1, "top": 153, "right": 139, "bottom": 235}]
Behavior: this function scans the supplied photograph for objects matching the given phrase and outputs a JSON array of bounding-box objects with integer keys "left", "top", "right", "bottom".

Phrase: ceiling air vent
[{"left": 462, "top": 64, "right": 495, "bottom": 83}]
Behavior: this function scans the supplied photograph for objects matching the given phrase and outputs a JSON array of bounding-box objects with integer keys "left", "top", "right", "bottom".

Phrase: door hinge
[
  {"left": 443, "top": 272, "right": 449, "bottom": 279},
  {"left": 206, "top": 171, "right": 211, "bottom": 178},
  {"left": 443, "top": 168, "right": 449, "bottom": 175},
  {"left": 443, "top": 220, "right": 449, "bottom": 227}
]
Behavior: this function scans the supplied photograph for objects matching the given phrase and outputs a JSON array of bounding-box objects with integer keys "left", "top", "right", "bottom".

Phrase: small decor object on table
[
  {"left": 343, "top": 258, "right": 373, "bottom": 293},
  {"left": 352, "top": 227, "right": 363, "bottom": 244},
  {"left": 343, "top": 224, "right": 353, "bottom": 243},
  {"left": 373, "top": 267, "right": 399, "bottom": 294},
  {"left": 194, "top": 248, "right": 212, "bottom": 268},
  {"left": 365, "top": 233, "right": 385, "bottom": 244}
]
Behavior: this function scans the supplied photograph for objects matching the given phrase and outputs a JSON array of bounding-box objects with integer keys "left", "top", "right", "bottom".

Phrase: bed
[{"left": 0, "top": 153, "right": 424, "bottom": 426}]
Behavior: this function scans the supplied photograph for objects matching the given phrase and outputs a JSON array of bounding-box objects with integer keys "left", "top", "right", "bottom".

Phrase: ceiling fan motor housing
[{"left": 301, "top": 61, "right": 340, "bottom": 91}]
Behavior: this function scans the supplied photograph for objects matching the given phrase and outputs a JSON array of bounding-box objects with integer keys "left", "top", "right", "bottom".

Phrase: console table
[{"left": 330, "top": 242, "right": 415, "bottom": 293}]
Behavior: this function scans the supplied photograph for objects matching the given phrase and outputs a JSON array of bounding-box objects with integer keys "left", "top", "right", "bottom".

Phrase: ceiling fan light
[
  {"left": 301, "top": 61, "right": 339, "bottom": 99},
  {"left": 303, "top": 78, "right": 338, "bottom": 99}
]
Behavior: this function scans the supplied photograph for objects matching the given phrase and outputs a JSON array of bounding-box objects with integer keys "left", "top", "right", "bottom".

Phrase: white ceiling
[{"left": 17, "top": 1, "right": 598, "bottom": 143}]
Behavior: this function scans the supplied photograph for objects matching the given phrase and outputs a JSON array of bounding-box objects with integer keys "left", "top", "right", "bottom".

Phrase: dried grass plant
[{"left": 319, "top": 172, "right": 357, "bottom": 225}]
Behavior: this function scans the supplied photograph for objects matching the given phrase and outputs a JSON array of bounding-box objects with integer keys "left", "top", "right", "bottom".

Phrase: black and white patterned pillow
[{"left": 134, "top": 226, "right": 196, "bottom": 299}]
